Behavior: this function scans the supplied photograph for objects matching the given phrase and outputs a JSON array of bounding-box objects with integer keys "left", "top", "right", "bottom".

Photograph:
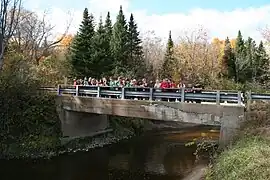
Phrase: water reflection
[{"left": 0, "top": 126, "right": 219, "bottom": 180}]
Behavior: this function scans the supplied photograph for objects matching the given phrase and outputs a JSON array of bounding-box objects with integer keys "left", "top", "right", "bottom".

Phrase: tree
[
  {"left": 234, "top": 30, "right": 247, "bottom": 83},
  {"left": 71, "top": 8, "right": 95, "bottom": 77},
  {"left": 173, "top": 27, "right": 221, "bottom": 85},
  {"left": 141, "top": 31, "right": 165, "bottom": 79},
  {"left": 161, "top": 30, "right": 174, "bottom": 78},
  {"left": 245, "top": 37, "right": 257, "bottom": 81},
  {"left": 127, "top": 13, "right": 144, "bottom": 77},
  {"left": 0, "top": 0, "right": 22, "bottom": 70},
  {"left": 92, "top": 16, "right": 113, "bottom": 78},
  {"left": 256, "top": 41, "right": 269, "bottom": 83},
  {"left": 103, "top": 12, "right": 113, "bottom": 75},
  {"left": 222, "top": 37, "right": 236, "bottom": 79},
  {"left": 104, "top": 12, "right": 112, "bottom": 41},
  {"left": 10, "top": 9, "right": 71, "bottom": 64},
  {"left": 110, "top": 6, "right": 129, "bottom": 75}
]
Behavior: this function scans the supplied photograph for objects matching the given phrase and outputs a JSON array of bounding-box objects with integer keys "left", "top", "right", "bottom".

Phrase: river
[{"left": 0, "top": 126, "right": 219, "bottom": 180}]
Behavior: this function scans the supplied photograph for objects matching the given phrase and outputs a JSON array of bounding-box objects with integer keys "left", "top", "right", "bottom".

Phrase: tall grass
[
  {"left": 206, "top": 136, "right": 270, "bottom": 180},
  {"left": 206, "top": 102, "right": 270, "bottom": 180}
]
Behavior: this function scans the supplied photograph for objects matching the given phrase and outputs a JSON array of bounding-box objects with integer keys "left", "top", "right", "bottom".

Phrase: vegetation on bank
[
  {"left": 205, "top": 103, "right": 270, "bottom": 180},
  {"left": 206, "top": 137, "right": 270, "bottom": 180},
  {"left": 0, "top": 58, "right": 62, "bottom": 159}
]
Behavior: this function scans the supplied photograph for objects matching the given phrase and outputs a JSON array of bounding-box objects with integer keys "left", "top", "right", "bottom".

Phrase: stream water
[{"left": 0, "top": 126, "right": 219, "bottom": 180}]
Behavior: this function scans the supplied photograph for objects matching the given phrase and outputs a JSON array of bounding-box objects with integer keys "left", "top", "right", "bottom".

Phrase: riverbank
[
  {"left": 206, "top": 136, "right": 270, "bottom": 180},
  {"left": 205, "top": 102, "right": 270, "bottom": 180}
]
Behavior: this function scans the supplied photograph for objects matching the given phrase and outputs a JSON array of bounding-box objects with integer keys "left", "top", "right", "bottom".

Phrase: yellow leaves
[
  {"left": 212, "top": 37, "right": 224, "bottom": 46},
  {"left": 230, "top": 39, "right": 236, "bottom": 49},
  {"left": 58, "top": 34, "right": 73, "bottom": 48},
  {"left": 171, "top": 34, "right": 242, "bottom": 84}
]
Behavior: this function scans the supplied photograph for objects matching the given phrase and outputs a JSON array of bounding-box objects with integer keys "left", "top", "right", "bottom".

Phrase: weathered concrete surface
[
  {"left": 56, "top": 103, "right": 109, "bottom": 137},
  {"left": 56, "top": 96, "right": 245, "bottom": 144}
]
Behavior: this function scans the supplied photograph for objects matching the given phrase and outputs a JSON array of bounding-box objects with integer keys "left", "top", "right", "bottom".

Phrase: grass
[
  {"left": 205, "top": 102, "right": 270, "bottom": 180},
  {"left": 205, "top": 136, "right": 270, "bottom": 180}
]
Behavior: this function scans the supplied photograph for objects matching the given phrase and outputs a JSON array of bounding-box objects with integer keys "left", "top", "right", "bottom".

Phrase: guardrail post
[
  {"left": 97, "top": 86, "right": 101, "bottom": 97},
  {"left": 57, "top": 84, "right": 61, "bottom": 96},
  {"left": 121, "top": 87, "right": 125, "bottom": 99},
  {"left": 181, "top": 88, "right": 185, "bottom": 102},
  {"left": 149, "top": 88, "right": 153, "bottom": 101},
  {"left": 75, "top": 85, "right": 79, "bottom": 96},
  {"left": 237, "top": 91, "right": 242, "bottom": 106},
  {"left": 246, "top": 91, "right": 252, "bottom": 111},
  {"left": 216, "top": 90, "right": 220, "bottom": 105}
]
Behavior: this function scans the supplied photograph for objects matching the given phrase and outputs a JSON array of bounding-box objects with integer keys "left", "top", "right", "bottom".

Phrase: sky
[{"left": 24, "top": 0, "right": 270, "bottom": 42}]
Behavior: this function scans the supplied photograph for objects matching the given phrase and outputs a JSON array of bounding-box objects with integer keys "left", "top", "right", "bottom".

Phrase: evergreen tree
[
  {"left": 103, "top": 12, "right": 113, "bottom": 75},
  {"left": 256, "top": 41, "right": 269, "bottom": 83},
  {"left": 104, "top": 12, "right": 112, "bottom": 39},
  {"left": 71, "top": 8, "right": 95, "bottom": 77},
  {"left": 234, "top": 30, "right": 247, "bottom": 83},
  {"left": 223, "top": 37, "right": 236, "bottom": 79},
  {"left": 92, "top": 16, "right": 113, "bottom": 78},
  {"left": 161, "top": 30, "right": 174, "bottom": 78},
  {"left": 245, "top": 37, "right": 257, "bottom": 81},
  {"left": 110, "top": 6, "right": 129, "bottom": 75},
  {"left": 127, "top": 13, "right": 144, "bottom": 77}
]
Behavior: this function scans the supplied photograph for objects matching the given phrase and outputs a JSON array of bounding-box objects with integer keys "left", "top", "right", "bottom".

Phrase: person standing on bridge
[
  {"left": 73, "top": 78, "right": 77, "bottom": 87},
  {"left": 160, "top": 79, "right": 170, "bottom": 101},
  {"left": 83, "top": 77, "right": 89, "bottom": 86}
]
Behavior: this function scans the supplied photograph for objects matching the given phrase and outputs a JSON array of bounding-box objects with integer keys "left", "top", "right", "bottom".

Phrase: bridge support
[
  {"left": 219, "top": 113, "right": 244, "bottom": 147},
  {"left": 57, "top": 108, "right": 109, "bottom": 138}
]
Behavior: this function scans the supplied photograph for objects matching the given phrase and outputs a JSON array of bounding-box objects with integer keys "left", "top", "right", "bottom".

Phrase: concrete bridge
[{"left": 56, "top": 94, "right": 245, "bottom": 145}]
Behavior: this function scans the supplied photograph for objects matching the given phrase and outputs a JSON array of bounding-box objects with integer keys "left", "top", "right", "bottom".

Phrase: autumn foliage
[
  {"left": 58, "top": 34, "right": 73, "bottom": 48},
  {"left": 160, "top": 27, "right": 269, "bottom": 90}
]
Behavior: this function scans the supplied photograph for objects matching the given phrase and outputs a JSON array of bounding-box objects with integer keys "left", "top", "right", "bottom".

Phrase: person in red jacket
[
  {"left": 160, "top": 79, "right": 169, "bottom": 89},
  {"left": 160, "top": 79, "right": 169, "bottom": 101}
]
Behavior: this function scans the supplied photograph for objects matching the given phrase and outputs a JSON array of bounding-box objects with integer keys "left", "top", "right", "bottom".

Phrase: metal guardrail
[
  {"left": 50, "top": 85, "right": 244, "bottom": 105},
  {"left": 41, "top": 85, "right": 270, "bottom": 108}
]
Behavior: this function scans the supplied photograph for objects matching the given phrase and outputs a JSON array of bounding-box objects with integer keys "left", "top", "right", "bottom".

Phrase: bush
[{"left": 0, "top": 56, "right": 62, "bottom": 158}]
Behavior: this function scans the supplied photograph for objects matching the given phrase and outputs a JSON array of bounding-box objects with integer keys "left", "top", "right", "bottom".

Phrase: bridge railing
[
  {"left": 53, "top": 85, "right": 244, "bottom": 105},
  {"left": 42, "top": 85, "right": 270, "bottom": 107}
]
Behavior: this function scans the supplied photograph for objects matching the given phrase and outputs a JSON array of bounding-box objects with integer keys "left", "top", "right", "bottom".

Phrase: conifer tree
[
  {"left": 234, "top": 30, "right": 247, "bottom": 83},
  {"left": 256, "top": 41, "right": 269, "bottom": 83},
  {"left": 127, "top": 13, "right": 144, "bottom": 77},
  {"left": 71, "top": 8, "right": 95, "bottom": 77},
  {"left": 223, "top": 37, "right": 236, "bottom": 79},
  {"left": 161, "top": 30, "right": 174, "bottom": 78},
  {"left": 104, "top": 12, "right": 112, "bottom": 40},
  {"left": 92, "top": 16, "right": 113, "bottom": 78},
  {"left": 245, "top": 37, "right": 257, "bottom": 81},
  {"left": 103, "top": 12, "right": 113, "bottom": 75},
  {"left": 110, "top": 6, "right": 129, "bottom": 75}
]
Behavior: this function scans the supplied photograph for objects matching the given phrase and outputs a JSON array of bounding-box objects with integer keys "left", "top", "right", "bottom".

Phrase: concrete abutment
[{"left": 57, "top": 105, "right": 109, "bottom": 137}]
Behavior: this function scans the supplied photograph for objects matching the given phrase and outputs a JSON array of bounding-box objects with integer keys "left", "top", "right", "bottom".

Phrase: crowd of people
[
  {"left": 73, "top": 76, "right": 202, "bottom": 89},
  {"left": 72, "top": 77, "right": 204, "bottom": 103}
]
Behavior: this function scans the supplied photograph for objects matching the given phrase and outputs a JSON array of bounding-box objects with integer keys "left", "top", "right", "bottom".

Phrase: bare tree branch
[
  {"left": 0, "top": 0, "right": 22, "bottom": 70},
  {"left": 10, "top": 8, "right": 72, "bottom": 64}
]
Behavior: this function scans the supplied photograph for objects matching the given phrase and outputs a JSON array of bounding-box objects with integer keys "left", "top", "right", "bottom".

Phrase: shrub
[{"left": 0, "top": 56, "right": 61, "bottom": 158}]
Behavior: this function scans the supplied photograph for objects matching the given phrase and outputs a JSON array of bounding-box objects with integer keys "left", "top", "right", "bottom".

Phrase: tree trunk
[{"left": 0, "top": 34, "right": 5, "bottom": 71}]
